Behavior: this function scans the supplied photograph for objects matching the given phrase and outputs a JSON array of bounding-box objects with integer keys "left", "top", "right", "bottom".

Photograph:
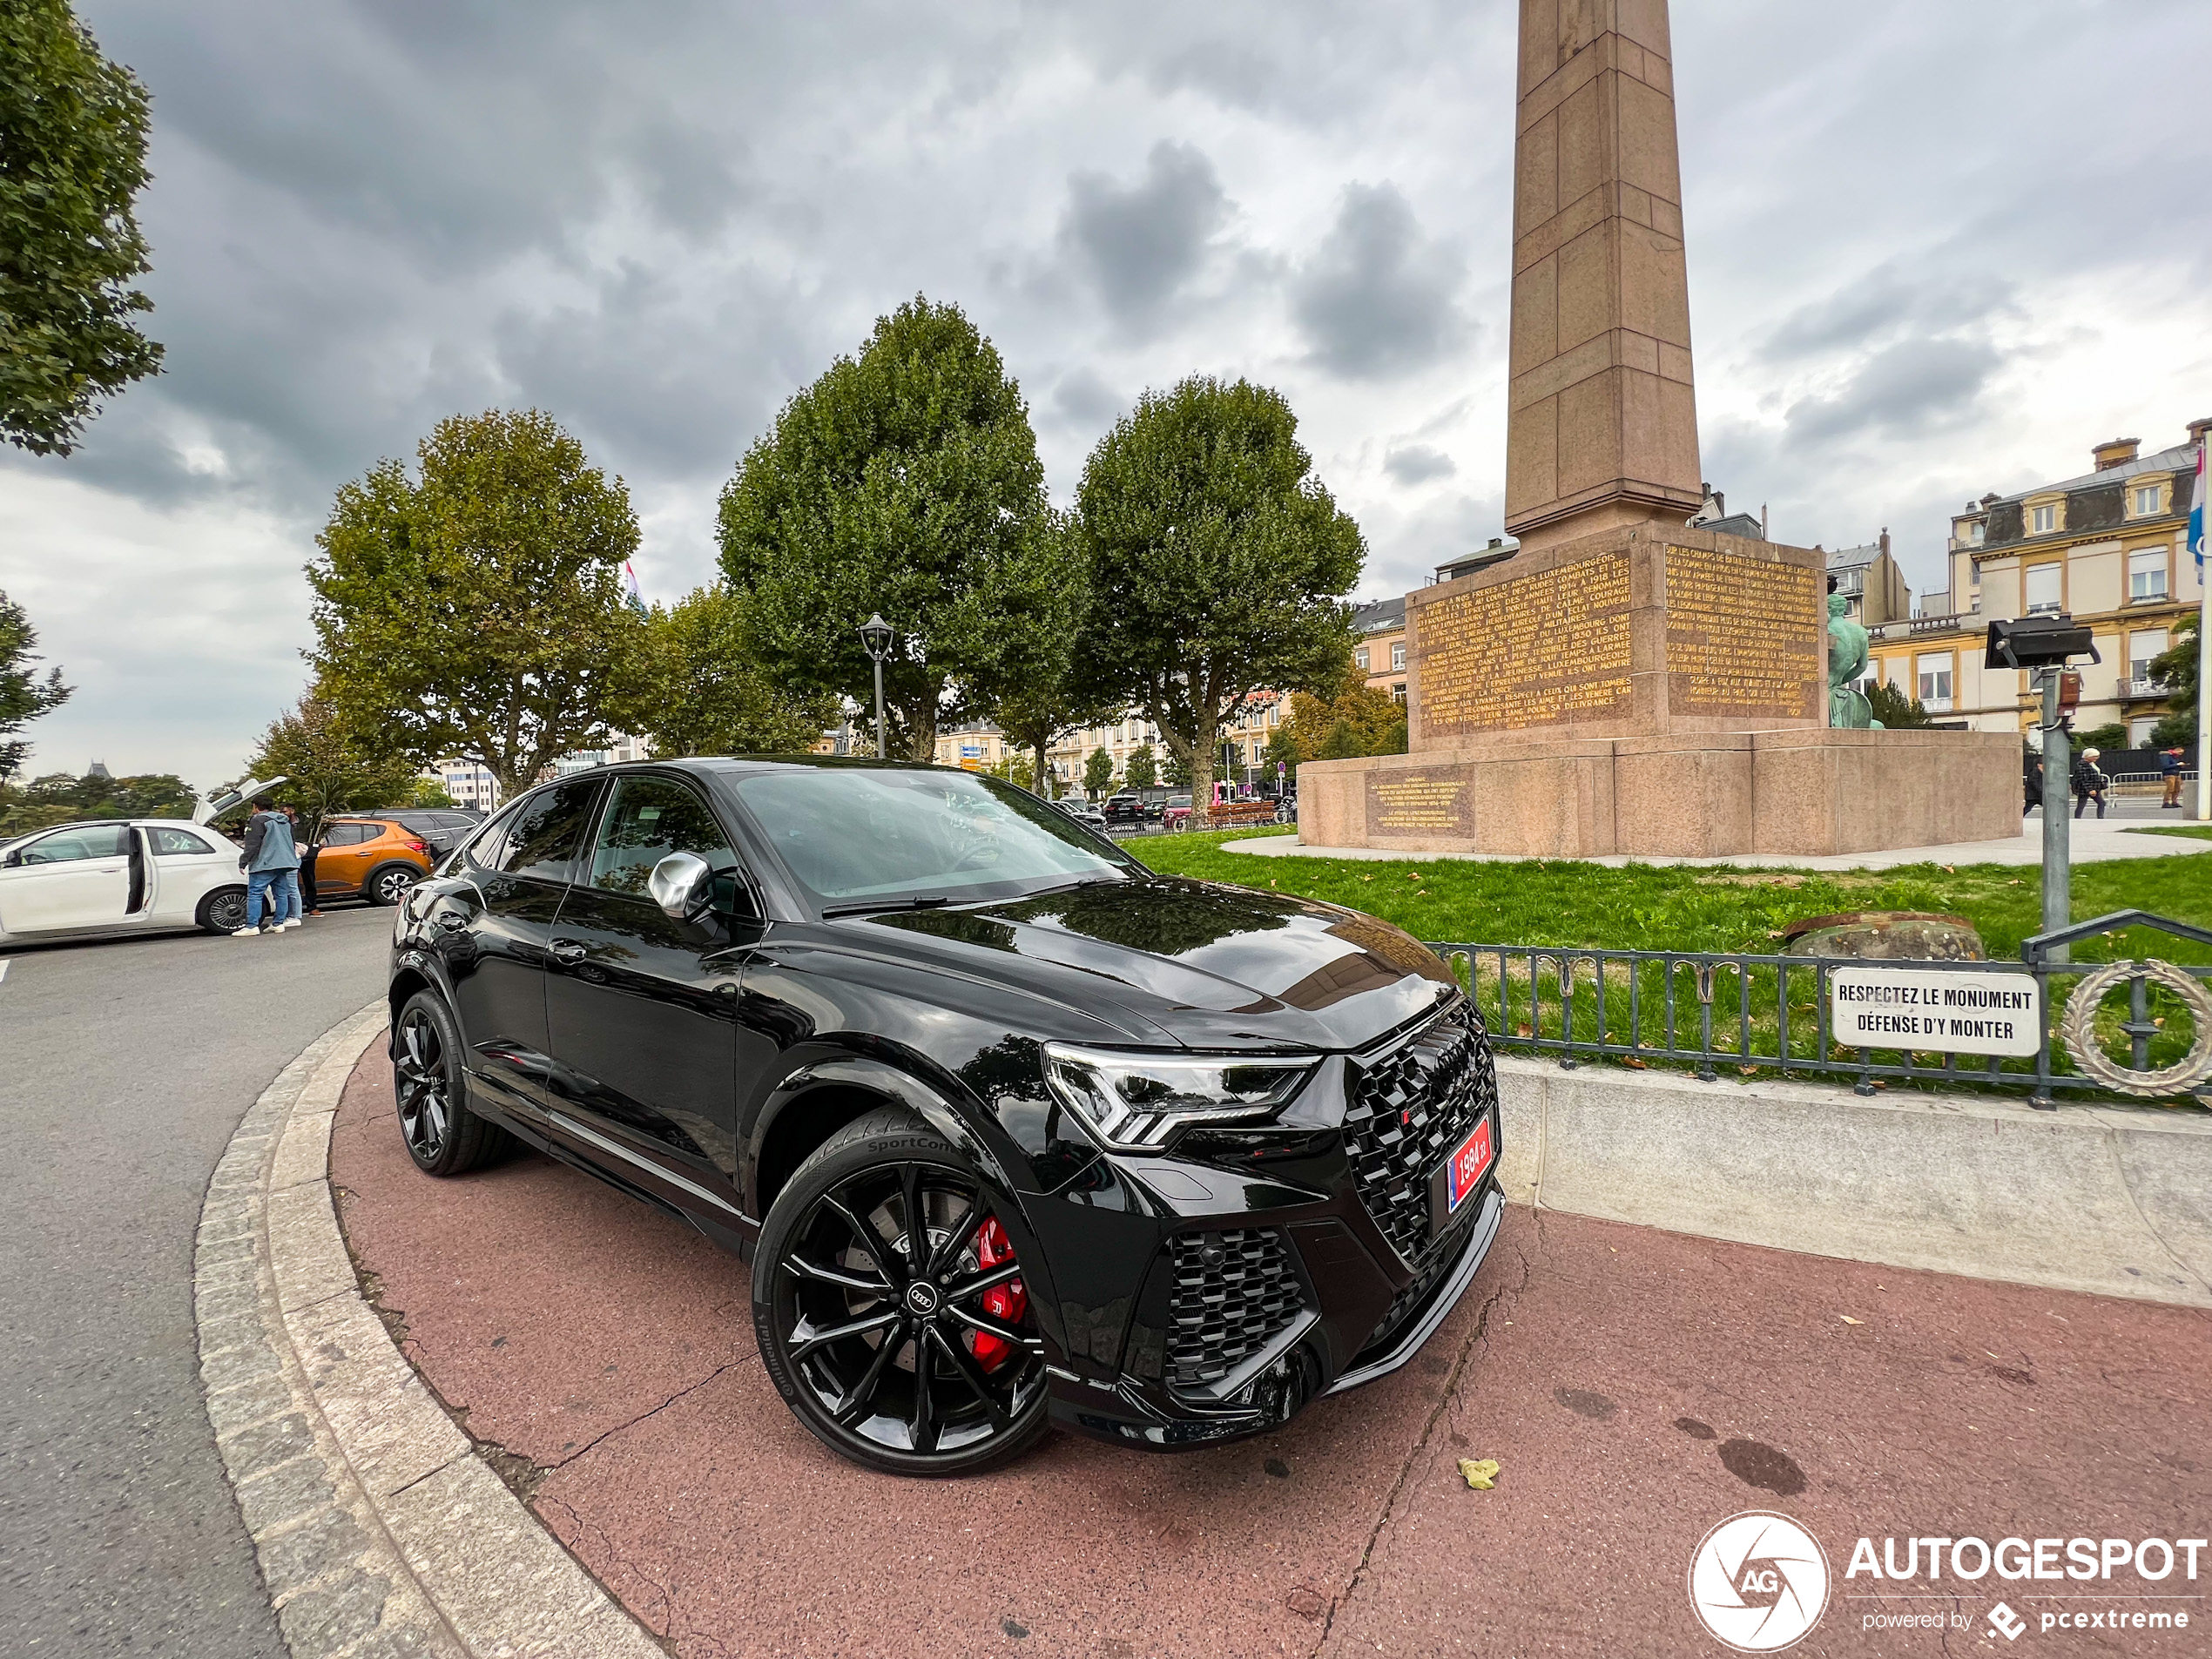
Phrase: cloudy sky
[{"left": 3, "top": 0, "right": 2209, "bottom": 786}]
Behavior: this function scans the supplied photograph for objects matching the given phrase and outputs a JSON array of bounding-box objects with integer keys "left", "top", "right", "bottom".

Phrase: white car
[{"left": 0, "top": 818, "right": 251, "bottom": 945}]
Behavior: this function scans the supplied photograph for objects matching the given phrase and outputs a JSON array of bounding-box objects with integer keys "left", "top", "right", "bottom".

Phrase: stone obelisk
[
  {"left": 1505, "top": 0, "right": 1703, "bottom": 553},
  {"left": 1288, "top": 0, "right": 2022, "bottom": 860}
]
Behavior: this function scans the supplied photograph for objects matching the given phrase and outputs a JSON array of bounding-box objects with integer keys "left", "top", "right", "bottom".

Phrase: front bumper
[{"left": 1030, "top": 997, "right": 1505, "bottom": 1450}]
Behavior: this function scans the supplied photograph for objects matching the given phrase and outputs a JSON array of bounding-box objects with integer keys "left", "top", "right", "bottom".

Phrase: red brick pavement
[{"left": 332, "top": 1055, "right": 2212, "bottom": 1658}]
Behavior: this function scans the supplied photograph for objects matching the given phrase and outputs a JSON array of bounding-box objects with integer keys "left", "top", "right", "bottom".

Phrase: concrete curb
[
  {"left": 193, "top": 1002, "right": 664, "bottom": 1659},
  {"left": 1493, "top": 1054, "right": 2212, "bottom": 1306}
]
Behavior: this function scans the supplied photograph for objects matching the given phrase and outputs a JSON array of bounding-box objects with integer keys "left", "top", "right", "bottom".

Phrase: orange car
[{"left": 313, "top": 816, "right": 436, "bottom": 907}]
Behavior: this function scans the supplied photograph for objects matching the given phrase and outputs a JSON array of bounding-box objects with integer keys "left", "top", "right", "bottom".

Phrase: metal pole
[
  {"left": 2040, "top": 666, "right": 2071, "bottom": 964},
  {"left": 2197, "top": 491, "right": 2209, "bottom": 819},
  {"left": 872, "top": 658, "right": 887, "bottom": 762}
]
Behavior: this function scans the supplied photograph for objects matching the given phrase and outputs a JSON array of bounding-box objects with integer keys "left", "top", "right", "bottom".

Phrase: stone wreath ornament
[{"left": 2057, "top": 959, "right": 2212, "bottom": 1098}]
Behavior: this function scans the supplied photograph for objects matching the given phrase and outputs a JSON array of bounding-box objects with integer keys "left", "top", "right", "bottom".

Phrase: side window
[
  {"left": 148, "top": 827, "right": 214, "bottom": 856},
  {"left": 497, "top": 781, "right": 602, "bottom": 881},
  {"left": 461, "top": 806, "right": 520, "bottom": 870},
  {"left": 17, "top": 825, "right": 131, "bottom": 864},
  {"left": 320, "top": 824, "right": 365, "bottom": 847},
  {"left": 589, "top": 777, "right": 739, "bottom": 900}
]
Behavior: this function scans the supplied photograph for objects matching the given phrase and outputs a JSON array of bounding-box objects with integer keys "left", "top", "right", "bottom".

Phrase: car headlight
[{"left": 1041, "top": 1043, "right": 1320, "bottom": 1151}]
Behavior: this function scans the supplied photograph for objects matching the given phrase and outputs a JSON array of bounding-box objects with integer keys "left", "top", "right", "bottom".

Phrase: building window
[
  {"left": 2129, "top": 628, "right": 2168, "bottom": 686},
  {"left": 2029, "top": 502, "right": 2058, "bottom": 536},
  {"left": 2133, "top": 484, "right": 2163, "bottom": 517},
  {"left": 1354, "top": 645, "right": 1369, "bottom": 671},
  {"left": 2128, "top": 548, "right": 2169, "bottom": 601},
  {"left": 2024, "top": 563, "right": 2061, "bottom": 615},
  {"left": 1916, "top": 652, "right": 1953, "bottom": 707},
  {"left": 1966, "top": 521, "right": 1985, "bottom": 546},
  {"left": 2130, "top": 717, "right": 2159, "bottom": 747},
  {"left": 1393, "top": 684, "right": 1406, "bottom": 705},
  {"left": 1390, "top": 642, "right": 1406, "bottom": 671}
]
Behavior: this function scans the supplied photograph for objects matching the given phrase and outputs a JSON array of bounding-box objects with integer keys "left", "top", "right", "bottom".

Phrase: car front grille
[
  {"left": 1165, "top": 1228, "right": 1305, "bottom": 1393},
  {"left": 1344, "top": 998, "right": 1496, "bottom": 1270}
]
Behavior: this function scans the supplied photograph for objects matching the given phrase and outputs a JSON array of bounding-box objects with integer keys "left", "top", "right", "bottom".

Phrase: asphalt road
[{"left": 0, "top": 907, "right": 394, "bottom": 1657}]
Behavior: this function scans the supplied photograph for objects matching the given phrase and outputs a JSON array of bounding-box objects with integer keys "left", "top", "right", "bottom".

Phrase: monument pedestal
[{"left": 1297, "top": 726, "right": 2024, "bottom": 860}]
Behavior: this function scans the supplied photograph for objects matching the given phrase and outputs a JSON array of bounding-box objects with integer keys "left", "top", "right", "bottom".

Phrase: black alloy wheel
[
  {"left": 368, "top": 865, "right": 420, "bottom": 907},
  {"left": 391, "top": 991, "right": 509, "bottom": 1176},
  {"left": 198, "top": 887, "right": 249, "bottom": 934},
  {"left": 754, "top": 1108, "right": 1049, "bottom": 1476}
]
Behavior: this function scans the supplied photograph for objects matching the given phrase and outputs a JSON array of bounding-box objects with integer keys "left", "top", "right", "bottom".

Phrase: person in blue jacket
[{"left": 234, "top": 797, "right": 302, "bottom": 935}]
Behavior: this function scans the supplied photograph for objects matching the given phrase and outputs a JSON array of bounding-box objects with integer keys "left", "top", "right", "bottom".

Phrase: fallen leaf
[
  {"left": 2008, "top": 879, "right": 2023, "bottom": 886},
  {"left": 1839, "top": 1315, "right": 1864, "bottom": 1325},
  {"left": 1514, "top": 1023, "right": 1532, "bottom": 1038},
  {"left": 1621, "top": 1055, "right": 1649, "bottom": 1070},
  {"left": 1457, "top": 1458, "right": 1501, "bottom": 1490},
  {"left": 1738, "top": 1065, "right": 1759, "bottom": 1076},
  {"left": 1942, "top": 864, "right": 1956, "bottom": 873}
]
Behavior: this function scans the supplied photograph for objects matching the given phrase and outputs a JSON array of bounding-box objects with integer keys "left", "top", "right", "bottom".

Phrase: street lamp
[
  {"left": 859, "top": 614, "right": 894, "bottom": 760},
  {"left": 1988, "top": 616, "right": 2101, "bottom": 964}
]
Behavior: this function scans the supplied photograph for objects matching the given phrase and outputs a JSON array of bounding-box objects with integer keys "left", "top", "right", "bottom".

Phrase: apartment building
[
  {"left": 1865, "top": 420, "right": 2207, "bottom": 744},
  {"left": 1827, "top": 532, "right": 1912, "bottom": 627},
  {"left": 427, "top": 759, "right": 502, "bottom": 811}
]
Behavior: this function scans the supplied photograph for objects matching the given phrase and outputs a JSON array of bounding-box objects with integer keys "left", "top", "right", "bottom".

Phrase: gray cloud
[
  {"left": 1382, "top": 442, "right": 1455, "bottom": 485},
  {"left": 1784, "top": 336, "right": 2001, "bottom": 448},
  {"left": 1290, "top": 183, "right": 1467, "bottom": 379},
  {"left": 1058, "top": 142, "right": 1230, "bottom": 329},
  {"left": 1763, "top": 265, "right": 2014, "bottom": 364},
  {"left": 1049, "top": 367, "right": 1125, "bottom": 432}
]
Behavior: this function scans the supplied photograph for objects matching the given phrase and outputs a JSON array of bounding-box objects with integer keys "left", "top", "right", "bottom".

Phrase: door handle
[{"left": 549, "top": 939, "right": 587, "bottom": 961}]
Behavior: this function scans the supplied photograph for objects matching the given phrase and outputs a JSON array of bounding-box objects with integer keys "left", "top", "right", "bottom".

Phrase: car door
[
  {"left": 0, "top": 824, "right": 134, "bottom": 934},
  {"left": 543, "top": 772, "right": 760, "bottom": 1211},
  {"left": 314, "top": 821, "right": 374, "bottom": 897},
  {"left": 144, "top": 824, "right": 226, "bottom": 922},
  {"left": 438, "top": 778, "right": 604, "bottom": 1116}
]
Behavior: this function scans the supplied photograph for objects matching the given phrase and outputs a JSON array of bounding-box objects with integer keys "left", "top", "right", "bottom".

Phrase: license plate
[{"left": 1428, "top": 1115, "right": 1494, "bottom": 1238}]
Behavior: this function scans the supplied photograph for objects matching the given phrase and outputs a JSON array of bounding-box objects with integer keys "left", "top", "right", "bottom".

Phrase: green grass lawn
[
  {"left": 1130, "top": 826, "right": 2212, "bottom": 965},
  {"left": 2129, "top": 824, "right": 2212, "bottom": 843}
]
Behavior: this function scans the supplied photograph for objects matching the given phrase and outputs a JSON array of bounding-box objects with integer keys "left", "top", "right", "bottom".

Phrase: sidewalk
[
  {"left": 1229, "top": 808, "right": 2211, "bottom": 871},
  {"left": 323, "top": 1051, "right": 2212, "bottom": 1658}
]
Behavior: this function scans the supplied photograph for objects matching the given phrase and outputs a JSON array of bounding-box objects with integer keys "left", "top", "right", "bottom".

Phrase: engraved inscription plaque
[
  {"left": 1415, "top": 553, "right": 1633, "bottom": 736},
  {"left": 1367, "top": 773, "right": 1470, "bottom": 837},
  {"left": 1662, "top": 546, "right": 1823, "bottom": 720}
]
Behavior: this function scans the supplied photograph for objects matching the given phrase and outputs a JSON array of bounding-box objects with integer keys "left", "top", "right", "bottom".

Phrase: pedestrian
[
  {"left": 297, "top": 812, "right": 324, "bottom": 915},
  {"left": 233, "top": 795, "right": 303, "bottom": 934},
  {"left": 2161, "top": 745, "right": 2185, "bottom": 809},
  {"left": 2072, "top": 747, "right": 2110, "bottom": 820},
  {"left": 278, "top": 806, "right": 309, "bottom": 925},
  {"left": 2023, "top": 749, "right": 2043, "bottom": 815}
]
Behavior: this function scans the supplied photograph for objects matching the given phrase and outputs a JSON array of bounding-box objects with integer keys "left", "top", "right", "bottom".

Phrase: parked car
[
  {"left": 386, "top": 759, "right": 1502, "bottom": 1476},
  {"left": 1161, "top": 792, "right": 1193, "bottom": 830},
  {"left": 314, "top": 816, "right": 436, "bottom": 907},
  {"left": 0, "top": 818, "right": 250, "bottom": 942},
  {"left": 1102, "top": 792, "right": 1150, "bottom": 827},
  {"left": 371, "top": 807, "right": 483, "bottom": 859},
  {"left": 1057, "top": 799, "right": 1109, "bottom": 834}
]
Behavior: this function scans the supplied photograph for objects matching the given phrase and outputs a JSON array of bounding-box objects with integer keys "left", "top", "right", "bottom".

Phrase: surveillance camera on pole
[{"left": 1987, "top": 617, "right": 2102, "bottom": 961}]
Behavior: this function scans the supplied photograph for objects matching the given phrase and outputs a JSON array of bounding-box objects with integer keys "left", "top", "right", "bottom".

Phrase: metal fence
[{"left": 1423, "top": 909, "right": 2212, "bottom": 1109}]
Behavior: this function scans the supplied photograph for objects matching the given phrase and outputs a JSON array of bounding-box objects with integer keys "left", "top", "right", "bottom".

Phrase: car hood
[{"left": 855, "top": 876, "right": 1457, "bottom": 1050}]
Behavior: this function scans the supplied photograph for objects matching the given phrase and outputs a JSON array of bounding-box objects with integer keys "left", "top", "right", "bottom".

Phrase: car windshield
[{"left": 730, "top": 766, "right": 1138, "bottom": 909}]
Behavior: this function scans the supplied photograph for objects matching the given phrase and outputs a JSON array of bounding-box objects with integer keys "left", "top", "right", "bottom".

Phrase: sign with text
[{"left": 1829, "top": 967, "right": 2042, "bottom": 1057}]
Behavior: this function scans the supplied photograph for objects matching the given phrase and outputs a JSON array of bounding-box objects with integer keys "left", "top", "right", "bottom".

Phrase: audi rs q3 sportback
[{"left": 387, "top": 759, "right": 1503, "bottom": 1475}]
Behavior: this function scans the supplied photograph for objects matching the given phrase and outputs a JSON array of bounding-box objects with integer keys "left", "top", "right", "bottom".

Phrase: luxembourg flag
[
  {"left": 2192, "top": 438, "right": 2207, "bottom": 575},
  {"left": 623, "top": 561, "right": 647, "bottom": 617}
]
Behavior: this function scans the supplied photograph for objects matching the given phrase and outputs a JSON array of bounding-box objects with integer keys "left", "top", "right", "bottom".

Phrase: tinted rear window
[{"left": 496, "top": 780, "right": 602, "bottom": 880}]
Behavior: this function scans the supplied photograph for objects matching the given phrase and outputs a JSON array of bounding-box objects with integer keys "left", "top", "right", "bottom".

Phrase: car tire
[
  {"left": 753, "top": 1106, "right": 1050, "bottom": 1478},
  {"left": 197, "top": 887, "right": 250, "bottom": 934},
  {"left": 390, "top": 990, "right": 511, "bottom": 1176},
  {"left": 364, "top": 863, "right": 421, "bottom": 907}
]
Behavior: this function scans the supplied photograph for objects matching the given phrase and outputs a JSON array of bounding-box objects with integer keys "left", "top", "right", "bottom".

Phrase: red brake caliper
[{"left": 969, "top": 1217, "right": 1027, "bottom": 1371}]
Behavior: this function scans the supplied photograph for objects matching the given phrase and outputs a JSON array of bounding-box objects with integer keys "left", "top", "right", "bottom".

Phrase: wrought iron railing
[{"left": 1422, "top": 910, "right": 2212, "bottom": 1109}]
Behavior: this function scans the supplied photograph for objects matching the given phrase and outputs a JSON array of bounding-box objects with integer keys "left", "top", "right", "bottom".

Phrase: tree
[
  {"left": 307, "top": 408, "right": 648, "bottom": 798},
  {"left": 245, "top": 695, "right": 423, "bottom": 835},
  {"left": 0, "top": 589, "right": 70, "bottom": 779},
  {"left": 1865, "top": 681, "right": 1934, "bottom": 729},
  {"left": 0, "top": 768, "right": 193, "bottom": 835},
  {"left": 2072, "top": 723, "right": 2128, "bottom": 758},
  {"left": 1, "top": 2, "right": 162, "bottom": 455},
  {"left": 2151, "top": 614, "right": 2199, "bottom": 751},
  {"left": 974, "top": 516, "right": 1117, "bottom": 801},
  {"left": 1276, "top": 658, "right": 1407, "bottom": 763},
  {"left": 1163, "top": 750, "right": 1191, "bottom": 789},
  {"left": 617, "top": 583, "right": 834, "bottom": 759},
  {"left": 1073, "top": 376, "right": 1362, "bottom": 821},
  {"left": 407, "top": 779, "right": 458, "bottom": 808},
  {"left": 718, "top": 296, "right": 1065, "bottom": 761},
  {"left": 1124, "top": 745, "right": 1157, "bottom": 790},
  {"left": 1083, "top": 745, "right": 1115, "bottom": 798}
]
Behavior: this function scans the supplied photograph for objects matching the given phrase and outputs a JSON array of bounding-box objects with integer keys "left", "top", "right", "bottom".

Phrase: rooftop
[{"left": 1352, "top": 596, "right": 1406, "bottom": 634}]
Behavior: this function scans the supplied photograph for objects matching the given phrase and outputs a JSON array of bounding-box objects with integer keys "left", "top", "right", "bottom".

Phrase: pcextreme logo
[{"left": 1689, "top": 1512, "right": 1832, "bottom": 1652}]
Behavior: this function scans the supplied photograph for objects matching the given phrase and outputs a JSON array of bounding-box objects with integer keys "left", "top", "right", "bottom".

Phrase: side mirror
[{"left": 649, "top": 851, "right": 716, "bottom": 920}]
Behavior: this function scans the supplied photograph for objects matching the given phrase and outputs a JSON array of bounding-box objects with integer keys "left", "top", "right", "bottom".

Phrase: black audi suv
[{"left": 387, "top": 759, "right": 1502, "bottom": 1475}]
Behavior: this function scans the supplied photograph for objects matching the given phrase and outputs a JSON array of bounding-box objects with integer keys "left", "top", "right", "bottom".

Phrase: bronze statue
[{"left": 1827, "top": 593, "right": 1878, "bottom": 728}]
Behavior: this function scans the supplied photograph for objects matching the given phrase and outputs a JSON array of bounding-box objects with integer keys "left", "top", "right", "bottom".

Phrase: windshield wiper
[{"left": 820, "top": 896, "right": 957, "bottom": 918}]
